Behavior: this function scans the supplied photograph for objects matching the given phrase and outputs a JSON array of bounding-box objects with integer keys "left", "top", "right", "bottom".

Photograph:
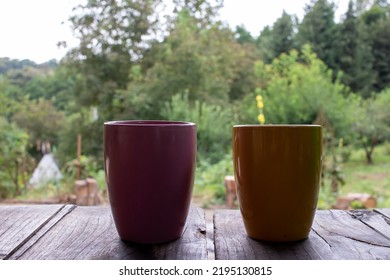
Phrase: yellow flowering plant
[{"left": 256, "top": 95, "right": 265, "bottom": 124}]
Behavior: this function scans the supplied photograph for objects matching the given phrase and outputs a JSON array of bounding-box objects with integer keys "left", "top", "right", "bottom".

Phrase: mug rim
[
  {"left": 104, "top": 120, "right": 195, "bottom": 127},
  {"left": 233, "top": 124, "right": 321, "bottom": 128}
]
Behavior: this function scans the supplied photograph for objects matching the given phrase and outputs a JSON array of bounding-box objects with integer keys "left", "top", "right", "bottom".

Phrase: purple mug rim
[{"left": 104, "top": 120, "right": 196, "bottom": 127}]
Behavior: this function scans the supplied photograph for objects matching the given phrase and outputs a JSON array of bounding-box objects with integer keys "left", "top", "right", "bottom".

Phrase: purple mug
[{"left": 104, "top": 120, "right": 197, "bottom": 243}]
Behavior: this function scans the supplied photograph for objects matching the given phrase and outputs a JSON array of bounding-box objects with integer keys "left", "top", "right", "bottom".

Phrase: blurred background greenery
[{"left": 0, "top": 0, "right": 389, "bottom": 209}]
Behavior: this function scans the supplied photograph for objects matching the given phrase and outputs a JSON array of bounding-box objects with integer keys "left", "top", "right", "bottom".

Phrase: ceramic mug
[
  {"left": 232, "top": 125, "right": 322, "bottom": 242},
  {"left": 104, "top": 120, "right": 196, "bottom": 243}
]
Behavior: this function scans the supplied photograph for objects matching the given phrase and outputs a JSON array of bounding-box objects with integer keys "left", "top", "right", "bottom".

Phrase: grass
[
  {"left": 10, "top": 179, "right": 74, "bottom": 202},
  {"left": 318, "top": 143, "right": 390, "bottom": 209},
  {"left": 3, "top": 169, "right": 108, "bottom": 203}
]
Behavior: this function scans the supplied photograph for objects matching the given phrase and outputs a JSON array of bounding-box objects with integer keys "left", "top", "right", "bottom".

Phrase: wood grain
[
  {"left": 312, "top": 210, "right": 390, "bottom": 259},
  {"left": 0, "top": 204, "right": 67, "bottom": 260},
  {"left": 8, "top": 205, "right": 207, "bottom": 260},
  {"left": 214, "top": 209, "right": 390, "bottom": 260}
]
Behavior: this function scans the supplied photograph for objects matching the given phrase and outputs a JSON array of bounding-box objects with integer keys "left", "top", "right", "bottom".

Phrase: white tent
[{"left": 28, "top": 153, "right": 63, "bottom": 188}]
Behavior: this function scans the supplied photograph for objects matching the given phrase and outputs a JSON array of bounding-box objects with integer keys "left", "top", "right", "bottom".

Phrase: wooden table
[
  {"left": 214, "top": 209, "right": 390, "bottom": 260},
  {"left": 2, "top": 205, "right": 390, "bottom": 260},
  {"left": 0, "top": 204, "right": 207, "bottom": 260}
]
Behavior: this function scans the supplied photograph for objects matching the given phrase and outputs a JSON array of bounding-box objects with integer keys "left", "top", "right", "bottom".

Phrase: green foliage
[
  {"left": 350, "top": 200, "right": 365, "bottom": 209},
  {"left": 161, "top": 93, "right": 234, "bottom": 163},
  {"left": 297, "top": 0, "right": 338, "bottom": 71},
  {"left": 69, "top": 0, "right": 160, "bottom": 58},
  {"left": 384, "top": 141, "right": 390, "bottom": 155},
  {"left": 369, "top": 17, "right": 390, "bottom": 92},
  {"left": 0, "top": 76, "right": 23, "bottom": 114},
  {"left": 340, "top": 145, "right": 353, "bottom": 163},
  {"left": 194, "top": 153, "right": 233, "bottom": 206},
  {"left": 0, "top": 118, "right": 30, "bottom": 197},
  {"left": 359, "top": 2, "right": 390, "bottom": 92},
  {"left": 62, "top": 155, "right": 101, "bottom": 181},
  {"left": 114, "top": 10, "right": 256, "bottom": 122},
  {"left": 23, "top": 66, "right": 80, "bottom": 111},
  {"left": 0, "top": 80, "right": 17, "bottom": 119},
  {"left": 12, "top": 98, "right": 65, "bottom": 148},
  {"left": 56, "top": 109, "right": 102, "bottom": 166},
  {"left": 318, "top": 143, "right": 390, "bottom": 209},
  {"left": 171, "top": 0, "right": 223, "bottom": 27},
  {"left": 145, "top": 12, "right": 252, "bottom": 105},
  {"left": 336, "top": 0, "right": 375, "bottom": 97},
  {"left": 0, "top": 57, "right": 37, "bottom": 74},
  {"left": 256, "top": 26, "right": 273, "bottom": 63},
  {"left": 361, "top": 1, "right": 389, "bottom": 25},
  {"left": 234, "top": 25, "right": 256, "bottom": 44},
  {"left": 240, "top": 46, "right": 356, "bottom": 141},
  {"left": 66, "top": 0, "right": 162, "bottom": 121},
  {"left": 256, "top": 11, "right": 298, "bottom": 64},
  {"left": 268, "top": 11, "right": 298, "bottom": 59},
  {"left": 353, "top": 87, "right": 390, "bottom": 163}
]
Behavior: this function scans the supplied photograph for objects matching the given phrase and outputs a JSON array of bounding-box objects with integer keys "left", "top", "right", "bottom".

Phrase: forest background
[{"left": 1, "top": 0, "right": 389, "bottom": 209}]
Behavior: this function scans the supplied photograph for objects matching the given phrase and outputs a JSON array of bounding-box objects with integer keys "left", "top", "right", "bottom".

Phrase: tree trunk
[
  {"left": 364, "top": 141, "right": 376, "bottom": 165},
  {"left": 365, "top": 150, "right": 373, "bottom": 164}
]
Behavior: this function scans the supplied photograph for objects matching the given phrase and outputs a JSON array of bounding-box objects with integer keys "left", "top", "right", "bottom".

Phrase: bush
[
  {"left": 0, "top": 118, "right": 30, "bottom": 197},
  {"left": 239, "top": 46, "right": 358, "bottom": 142},
  {"left": 161, "top": 93, "right": 235, "bottom": 164},
  {"left": 194, "top": 152, "right": 234, "bottom": 206}
]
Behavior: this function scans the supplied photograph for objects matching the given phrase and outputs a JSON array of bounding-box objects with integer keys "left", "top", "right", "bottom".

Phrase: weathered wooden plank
[
  {"left": 0, "top": 204, "right": 66, "bottom": 260},
  {"left": 375, "top": 208, "right": 390, "bottom": 219},
  {"left": 214, "top": 209, "right": 390, "bottom": 260},
  {"left": 12, "top": 206, "right": 207, "bottom": 260},
  {"left": 5, "top": 204, "right": 76, "bottom": 260},
  {"left": 214, "top": 210, "right": 335, "bottom": 260},
  {"left": 313, "top": 210, "right": 390, "bottom": 259},
  {"left": 349, "top": 209, "right": 390, "bottom": 239}
]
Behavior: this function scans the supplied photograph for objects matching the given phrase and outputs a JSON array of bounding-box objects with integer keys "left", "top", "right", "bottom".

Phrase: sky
[{"left": 0, "top": 0, "right": 349, "bottom": 64}]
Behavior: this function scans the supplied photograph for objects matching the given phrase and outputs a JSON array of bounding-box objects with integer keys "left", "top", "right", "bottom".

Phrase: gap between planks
[{"left": 3, "top": 204, "right": 77, "bottom": 260}]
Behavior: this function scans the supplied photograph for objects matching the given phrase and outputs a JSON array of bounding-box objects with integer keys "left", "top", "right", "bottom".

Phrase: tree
[
  {"left": 24, "top": 65, "right": 82, "bottom": 111},
  {"left": 336, "top": 0, "right": 375, "bottom": 97},
  {"left": 353, "top": 88, "right": 390, "bottom": 164},
  {"left": 66, "top": 0, "right": 162, "bottom": 120},
  {"left": 297, "top": 0, "right": 338, "bottom": 71},
  {"left": 0, "top": 58, "right": 37, "bottom": 75},
  {"left": 256, "top": 26, "right": 273, "bottom": 63},
  {"left": 171, "top": 0, "right": 223, "bottom": 27},
  {"left": 369, "top": 18, "right": 390, "bottom": 92},
  {"left": 268, "top": 11, "right": 297, "bottom": 59},
  {"left": 355, "top": 0, "right": 375, "bottom": 15},
  {"left": 256, "top": 11, "right": 297, "bottom": 64},
  {"left": 116, "top": 10, "right": 255, "bottom": 119},
  {"left": 227, "top": 41, "right": 257, "bottom": 101},
  {"left": 234, "top": 25, "right": 256, "bottom": 45},
  {"left": 12, "top": 99, "right": 65, "bottom": 159},
  {"left": 357, "top": 1, "right": 390, "bottom": 93}
]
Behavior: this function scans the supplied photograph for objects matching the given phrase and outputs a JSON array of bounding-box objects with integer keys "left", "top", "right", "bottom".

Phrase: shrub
[{"left": 161, "top": 93, "right": 235, "bottom": 163}]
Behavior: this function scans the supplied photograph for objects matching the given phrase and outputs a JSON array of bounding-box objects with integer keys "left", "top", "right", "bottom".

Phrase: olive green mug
[{"left": 232, "top": 125, "right": 322, "bottom": 242}]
